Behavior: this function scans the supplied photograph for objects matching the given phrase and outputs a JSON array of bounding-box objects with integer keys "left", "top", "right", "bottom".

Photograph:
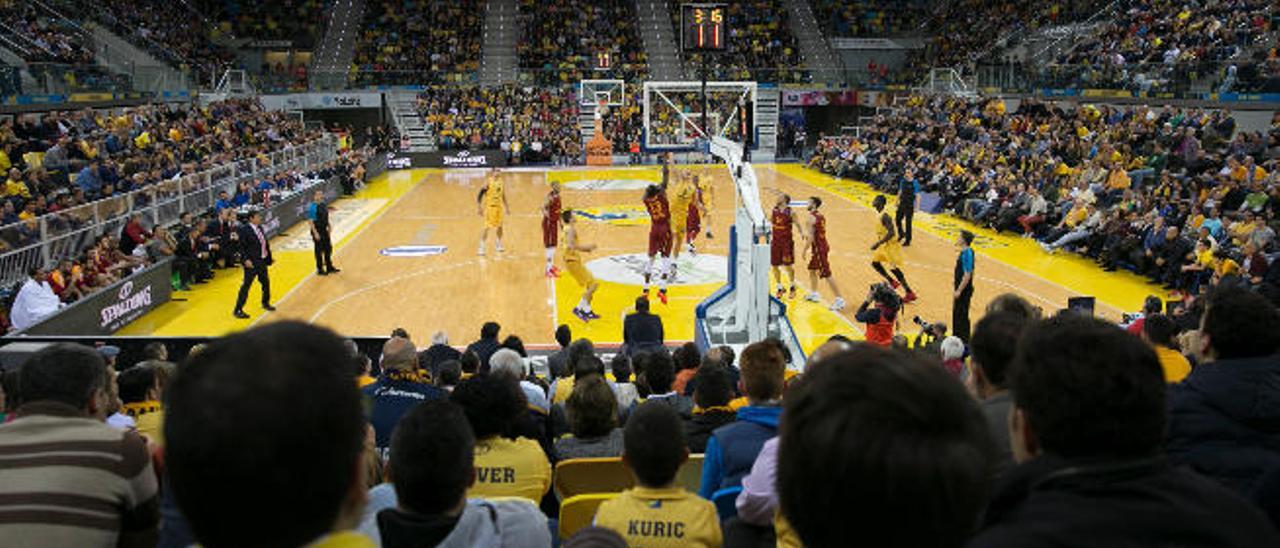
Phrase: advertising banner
[
  {"left": 782, "top": 90, "right": 859, "bottom": 106},
  {"left": 386, "top": 150, "right": 509, "bottom": 169}
]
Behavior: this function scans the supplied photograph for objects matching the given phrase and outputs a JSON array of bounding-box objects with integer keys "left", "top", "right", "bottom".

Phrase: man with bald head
[{"left": 363, "top": 336, "right": 447, "bottom": 458}]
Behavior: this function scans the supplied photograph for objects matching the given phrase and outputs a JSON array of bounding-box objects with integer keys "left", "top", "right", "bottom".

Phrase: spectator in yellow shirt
[
  {"left": 1139, "top": 314, "right": 1191, "bottom": 383},
  {"left": 4, "top": 168, "right": 30, "bottom": 199},
  {"left": 451, "top": 374, "right": 551, "bottom": 503},
  {"left": 594, "top": 403, "right": 722, "bottom": 548},
  {"left": 118, "top": 364, "right": 165, "bottom": 446}
]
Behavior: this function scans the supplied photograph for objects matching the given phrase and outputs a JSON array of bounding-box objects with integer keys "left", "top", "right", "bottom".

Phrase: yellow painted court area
[{"left": 122, "top": 164, "right": 1164, "bottom": 354}]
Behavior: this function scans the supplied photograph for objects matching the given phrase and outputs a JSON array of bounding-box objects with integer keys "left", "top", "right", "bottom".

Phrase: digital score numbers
[{"left": 681, "top": 4, "right": 726, "bottom": 51}]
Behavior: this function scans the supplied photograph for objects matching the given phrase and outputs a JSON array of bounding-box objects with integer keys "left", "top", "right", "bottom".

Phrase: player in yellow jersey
[
  {"left": 669, "top": 171, "right": 696, "bottom": 278},
  {"left": 476, "top": 169, "right": 509, "bottom": 256},
  {"left": 561, "top": 210, "right": 600, "bottom": 321},
  {"left": 870, "top": 195, "right": 917, "bottom": 303}
]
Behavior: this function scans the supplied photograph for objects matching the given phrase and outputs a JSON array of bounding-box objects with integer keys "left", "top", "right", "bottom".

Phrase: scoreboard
[{"left": 681, "top": 3, "right": 726, "bottom": 51}]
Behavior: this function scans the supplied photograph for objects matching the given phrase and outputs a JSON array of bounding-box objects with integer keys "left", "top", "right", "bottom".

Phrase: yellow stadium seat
[
  {"left": 559, "top": 493, "right": 617, "bottom": 540},
  {"left": 554, "top": 457, "right": 633, "bottom": 499},
  {"left": 676, "top": 453, "right": 704, "bottom": 493}
]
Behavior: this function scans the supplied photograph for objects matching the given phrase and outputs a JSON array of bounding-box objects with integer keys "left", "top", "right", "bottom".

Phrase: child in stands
[{"left": 594, "top": 402, "right": 722, "bottom": 547}]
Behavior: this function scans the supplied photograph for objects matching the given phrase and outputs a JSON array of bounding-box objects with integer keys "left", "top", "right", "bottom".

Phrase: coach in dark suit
[
  {"left": 623, "top": 296, "right": 665, "bottom": 357},
  {"left": 233, "top": 209, "right": 274, "bottom": 319}
]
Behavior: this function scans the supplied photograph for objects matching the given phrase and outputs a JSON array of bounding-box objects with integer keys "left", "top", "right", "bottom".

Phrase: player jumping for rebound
[
  {"left": 803, "top": 197, "right": 846, "bottom": 311},
  {"left": 770, "top": 192, "right": 800, "bottom": 299},
  {"left": 642, "top": 183, "right": 673, "bottom": 305},
  {"left": 541, "top": 181, "right": 562, "bottom": 277},
  {"left": 870, "top": 195, "right": 918, "bottom": 303},
  {"left": 477, "top": 170, "right": 509, "bottom": 256},
  {"left": 561, "top": 210, "right": 600, "bottom": 321}
]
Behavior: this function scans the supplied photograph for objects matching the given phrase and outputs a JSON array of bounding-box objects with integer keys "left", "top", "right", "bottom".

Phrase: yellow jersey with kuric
[
  {"left": 594, "top": 485, "right": 723, "bottom": 548},
  {"left": 468, "top": 436, "right": 551, "bottom": 503}
]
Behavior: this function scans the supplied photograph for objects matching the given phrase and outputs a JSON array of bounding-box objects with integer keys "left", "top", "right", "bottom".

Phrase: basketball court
[{"left": 120, "top": 163, "right": 1162, "bottom": 354}]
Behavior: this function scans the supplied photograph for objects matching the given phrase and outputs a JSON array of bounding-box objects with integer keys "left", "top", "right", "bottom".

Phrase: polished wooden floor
[{"left": 123, "top": 164, "right": 1161, "bottom": 351}]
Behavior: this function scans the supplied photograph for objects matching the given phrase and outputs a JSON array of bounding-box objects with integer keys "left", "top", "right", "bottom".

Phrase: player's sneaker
[
  {"left": 550, "top": 266, "right": 561, "bottom": 278},
  {"left": 804, "top": 292, "right": 820, "bottom": 302},
  {"left": 903, "top": 291, "right": 918, "bottom": 304},
  {"left": 776, "top": 287, "right": 785, "bottom": 300},
  {"left": 789, "top": 286, "right": 797, "bottom": 300},
  {"left": 829, "top": 297, "right": 847, "bottom": 312},
  {"left": 573, "top": 308, "right": 592, "bottom": 322},
  {"left": 477, "top": 243, "right": 485, "bottom": 256},
  {"left": 585, "top": 310, "right": 601, "bottom": 320},
  {"left": 545, "top": 268, "right": 556, "bottom": 279},
  {"left": 687, "top": 242, "right": 697, "bottom": 255},
  {"left": 889, "top": 279, "right": 900, "bottom": 289},
  {"left": 658, "top": 290, "right": 668, "bottom": 305},
  {"left": 496, "top": 242, "right": 505, "bottom": 253}
]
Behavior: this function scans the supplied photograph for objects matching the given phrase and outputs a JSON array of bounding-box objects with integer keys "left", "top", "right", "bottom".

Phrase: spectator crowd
[
  {"left": 813, "top": 95, "right": 1279, "bottom": 310},
  {"left": 352, "top": 0, "right": 484, "bottom": 86},
  {"left": 518, "top": 0, "right": 647, "bottom": 85},
  {"left": 417, "top": 85, "right": 582, "bottom": 164}
]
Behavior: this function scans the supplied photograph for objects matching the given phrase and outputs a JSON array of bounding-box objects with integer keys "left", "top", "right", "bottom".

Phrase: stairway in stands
[
  {"left": 310, "top": 0, "right": 366, "bottom": 90},
  {"left": 754, "top": 87, "right": 780, "bottom": 161},
  {"left": 389, "top": 92, "right": 434, "bottom": 152},
  {"left": 478, "top": 0, "right": 519, "bottom": 85},
  {"left": 782, "top": 0, "right": 843, "bottom": 85},
  {"left": 634, "top": 0, "right": 684, "bottom": 81}
]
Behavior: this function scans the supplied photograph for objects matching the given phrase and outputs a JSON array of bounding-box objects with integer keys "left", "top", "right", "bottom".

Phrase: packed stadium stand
[
  {"left": 1, "top": 2, "right": 1280, "bottom": 548},
  {"left": 518, "top": 0, "right": 648, "bottom": 85},
  {"left": 808, "top": 0, "right": 930, "bottom": 38},
  {"left": 352, "top": 0, "right": 485, "bottom": 86}
]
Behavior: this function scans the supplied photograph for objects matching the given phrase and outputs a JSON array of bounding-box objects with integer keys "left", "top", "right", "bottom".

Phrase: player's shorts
[
  {"left": 648, "top": 223, "right": 673, "bottom": 257},
  {"left": 872, "top": 242, "right": 904, "bottom": 267},
  {"left": 484, "top": 205, "right": 504, "bottom": 229},
  {"left": 808, "top": 247, "right": 832, "bottom": 278},
  {"left": 686, "top": 203, "right": 701, "bottom": 239},
  {"left": 670, "top": 205, "right": 689, "bottom": 239},
  {"left": 565, "top": 258, "right": 595, "bottom": 287},
  {"left": 542, "top": 218, "right": 558, "bottom": 248},
  {"left": 771, "top": 237, "right": 794, "bottom": 266}
]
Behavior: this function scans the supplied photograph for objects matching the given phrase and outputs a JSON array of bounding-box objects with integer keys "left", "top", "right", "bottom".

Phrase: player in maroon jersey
[
  {"left": 643, "top": 183, "right": 673, "bottom": 304},
  {"left": 542, "top": 181, "right": 562, "bottom": 278},
  {"left": 770, "top": 193, "right": 800, "bottom": 299},
  {"left": 803, "top": 196, "right": 846, "bottom": 311}
]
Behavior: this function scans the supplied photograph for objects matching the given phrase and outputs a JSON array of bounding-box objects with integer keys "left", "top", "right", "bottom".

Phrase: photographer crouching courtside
[{"left": 855, "top": 283, "right": 902, "bottom": 347}]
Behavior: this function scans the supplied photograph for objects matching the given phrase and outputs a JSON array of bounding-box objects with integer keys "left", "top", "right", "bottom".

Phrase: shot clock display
[{"left": 681, "top": 3, "right": 726, "bottom": 51}]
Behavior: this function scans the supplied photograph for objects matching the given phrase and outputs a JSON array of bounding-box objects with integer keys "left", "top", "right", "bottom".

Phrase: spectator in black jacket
[
  {"left": 417, "top": 330, "right": 461, "bottom": 380},
  {"left": 684, "top": 364, "right": 737, "bottom": 453},
  {"left": 1167, "top": 288, "right": 1280, "bottom": 508},
  {"left": 545, "top": 324, "right": 572, "bottom": 380},
  {"left": 623, "top": 296, "right": 664, "bottom": 357},
  {"left": 465, "top": 322, "right": 502, "bottom": 371},
  {"left": 969, "top": 314, "right": 1279, "bottom": 548}
]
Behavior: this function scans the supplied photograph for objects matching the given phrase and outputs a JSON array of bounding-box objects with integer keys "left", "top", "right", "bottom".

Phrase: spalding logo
[{"left": 102, "top": 280, "right": 153, "bottom": 327}]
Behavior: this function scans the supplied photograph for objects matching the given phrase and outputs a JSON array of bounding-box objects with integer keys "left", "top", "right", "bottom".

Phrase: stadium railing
[{"left": 0, "top": 135, "right": 340, "bottom": 287}]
